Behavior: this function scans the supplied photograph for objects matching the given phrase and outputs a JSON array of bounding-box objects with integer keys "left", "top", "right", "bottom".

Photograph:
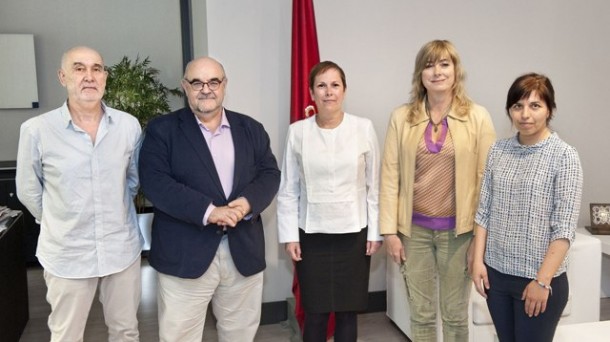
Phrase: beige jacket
[{"left": 379, "top": 101, "right": 496, "bottom": 237}]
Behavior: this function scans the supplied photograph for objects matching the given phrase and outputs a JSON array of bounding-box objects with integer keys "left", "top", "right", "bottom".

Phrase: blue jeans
[
  {"left": 485, "top": 265, "right": 568, "bottom": 342},
  {"left": 400, "top": 225, "right": 471, "bottom": 342}
]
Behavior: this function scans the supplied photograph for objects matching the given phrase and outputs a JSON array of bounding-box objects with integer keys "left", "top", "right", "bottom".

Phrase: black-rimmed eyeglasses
[{"left": 184, "top": 78, "right": 224, "bottom": 91}]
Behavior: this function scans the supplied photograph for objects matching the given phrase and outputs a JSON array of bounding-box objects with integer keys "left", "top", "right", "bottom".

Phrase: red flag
[
  {"left": 290, "top": 0, "right": 335, "bottom": 339},
  {"left": 290, "top": 0, "right": 320, "bottom": 123}
]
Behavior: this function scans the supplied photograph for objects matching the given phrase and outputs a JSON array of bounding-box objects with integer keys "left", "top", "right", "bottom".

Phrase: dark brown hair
[{"left": 506, "top": 73, "right": 556, "bottom": 123}]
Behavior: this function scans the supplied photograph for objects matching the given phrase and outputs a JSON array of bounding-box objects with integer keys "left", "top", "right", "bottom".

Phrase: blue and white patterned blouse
[{"left": 475, "top": 132, "right": 583, "bottom": 279}]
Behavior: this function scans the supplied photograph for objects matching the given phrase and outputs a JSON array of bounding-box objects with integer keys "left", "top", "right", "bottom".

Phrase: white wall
[
  {"left": 0, "top": 0, "right": 184, "bottom": 160},
  {"left": 203, "top": 0, "right": 610, "bottom": 302}
]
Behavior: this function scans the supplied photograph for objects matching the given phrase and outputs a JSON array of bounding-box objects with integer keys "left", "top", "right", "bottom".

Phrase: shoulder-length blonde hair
[{"left": 406, "top": 40, "right": 472, "bottom": 122}]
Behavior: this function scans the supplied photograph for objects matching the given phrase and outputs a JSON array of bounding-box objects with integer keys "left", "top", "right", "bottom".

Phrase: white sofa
[
  {"left": 553, "top": 320, "right": 610, "bottom": 341},
  {"left": 386, "top": 232, "right": 602, "bottom": 342}
]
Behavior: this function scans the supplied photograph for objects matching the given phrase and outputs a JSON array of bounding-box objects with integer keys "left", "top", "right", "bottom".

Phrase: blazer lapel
[
  {"left": 178, "top": 109, "right": 226, "bottom": 199},
  {"left": 227, "top": 111, "right": 246, "bottom": 200}
]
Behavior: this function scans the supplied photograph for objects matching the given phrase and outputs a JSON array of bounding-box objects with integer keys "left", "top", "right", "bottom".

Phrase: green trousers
[{"left": 399, "top": 224, "right": 472, "bottom": 342}]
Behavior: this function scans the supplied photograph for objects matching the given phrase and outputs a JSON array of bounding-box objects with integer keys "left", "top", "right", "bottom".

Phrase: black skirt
[{"left": 296, "top": 227, "right": 370, "bottom": 313}]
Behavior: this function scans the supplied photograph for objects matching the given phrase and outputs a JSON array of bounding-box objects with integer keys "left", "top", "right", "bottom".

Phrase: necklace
[
  {"left": 425, "top": 99, "right": 452, "bottom": 133},
  {"left": 428, "top": 115, "right": 443, "bottom": 133}
]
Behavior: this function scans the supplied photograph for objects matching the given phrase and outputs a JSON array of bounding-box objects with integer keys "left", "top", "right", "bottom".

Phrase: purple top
[
  {"left": 424, "top": 117, "right": 448, "bottom": 153},
  {"left": 412, "top": 212, "right": 456, "bottom": 230}
]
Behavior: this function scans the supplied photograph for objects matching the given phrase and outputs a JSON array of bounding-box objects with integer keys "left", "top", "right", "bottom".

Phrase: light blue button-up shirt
[{"left": 16, "top": 102, "right": 143, "bottom": 278}]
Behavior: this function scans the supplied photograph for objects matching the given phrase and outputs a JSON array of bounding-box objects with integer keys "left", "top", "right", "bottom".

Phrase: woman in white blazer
[{"left": 277, "top": 61, "right": 382, "bottom": 342}]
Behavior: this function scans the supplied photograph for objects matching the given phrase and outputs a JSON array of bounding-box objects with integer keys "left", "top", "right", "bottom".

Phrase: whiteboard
[{"left": 0, "top": 34, "right": 39, "bottom": 109}]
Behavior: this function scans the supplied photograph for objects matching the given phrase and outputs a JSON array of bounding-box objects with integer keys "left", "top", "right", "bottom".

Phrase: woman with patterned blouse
[
  {"left": 380, "top": 40, "right": 496, "bottom": 341},
  {"left": 471, "top": 73, "right": 584, "bottom": 342}
]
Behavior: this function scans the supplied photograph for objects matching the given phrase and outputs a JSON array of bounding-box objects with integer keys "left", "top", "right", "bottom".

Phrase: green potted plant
[
  {"left": 104, "top": 56, "right": 182, "bottom": 252},
  {"left": 104, "top": 56, "right": 182, "bottom": 128}
]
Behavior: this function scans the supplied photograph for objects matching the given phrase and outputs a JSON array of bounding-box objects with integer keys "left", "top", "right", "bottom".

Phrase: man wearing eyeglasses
[{"left": 138, "top": 57, "right": 280, "bottom": 342}]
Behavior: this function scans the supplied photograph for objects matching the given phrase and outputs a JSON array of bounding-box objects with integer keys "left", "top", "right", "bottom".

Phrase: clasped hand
[{"left": 208, "top": 197, "right": 251, "bottom": 227}]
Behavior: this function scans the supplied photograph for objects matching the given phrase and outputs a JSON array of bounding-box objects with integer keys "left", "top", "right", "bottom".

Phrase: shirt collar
[
  {"left": 412, "top": 99, "right": 464, "bottom": 126},
  {"left": 101, "top": 101, "right": 111, "bottom": 121},
  {"left": 510, "top": 131, "right": 556, "bottom": 150},
  {"left": 60, "top": 101, "right": 109, "bottom": 129},
  {"left": 195, "top": 108, "right": 230, "bottom": 132}
]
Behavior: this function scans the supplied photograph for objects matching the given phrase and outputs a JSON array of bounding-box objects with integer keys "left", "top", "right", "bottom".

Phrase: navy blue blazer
[{"left": 138, "top": 108, "right": 280, "bottom": 278}]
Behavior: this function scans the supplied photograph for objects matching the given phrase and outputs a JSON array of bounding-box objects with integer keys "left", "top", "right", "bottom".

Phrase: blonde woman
[{"left": 380, "top": 40, "right": 496, "bottom": 341}]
